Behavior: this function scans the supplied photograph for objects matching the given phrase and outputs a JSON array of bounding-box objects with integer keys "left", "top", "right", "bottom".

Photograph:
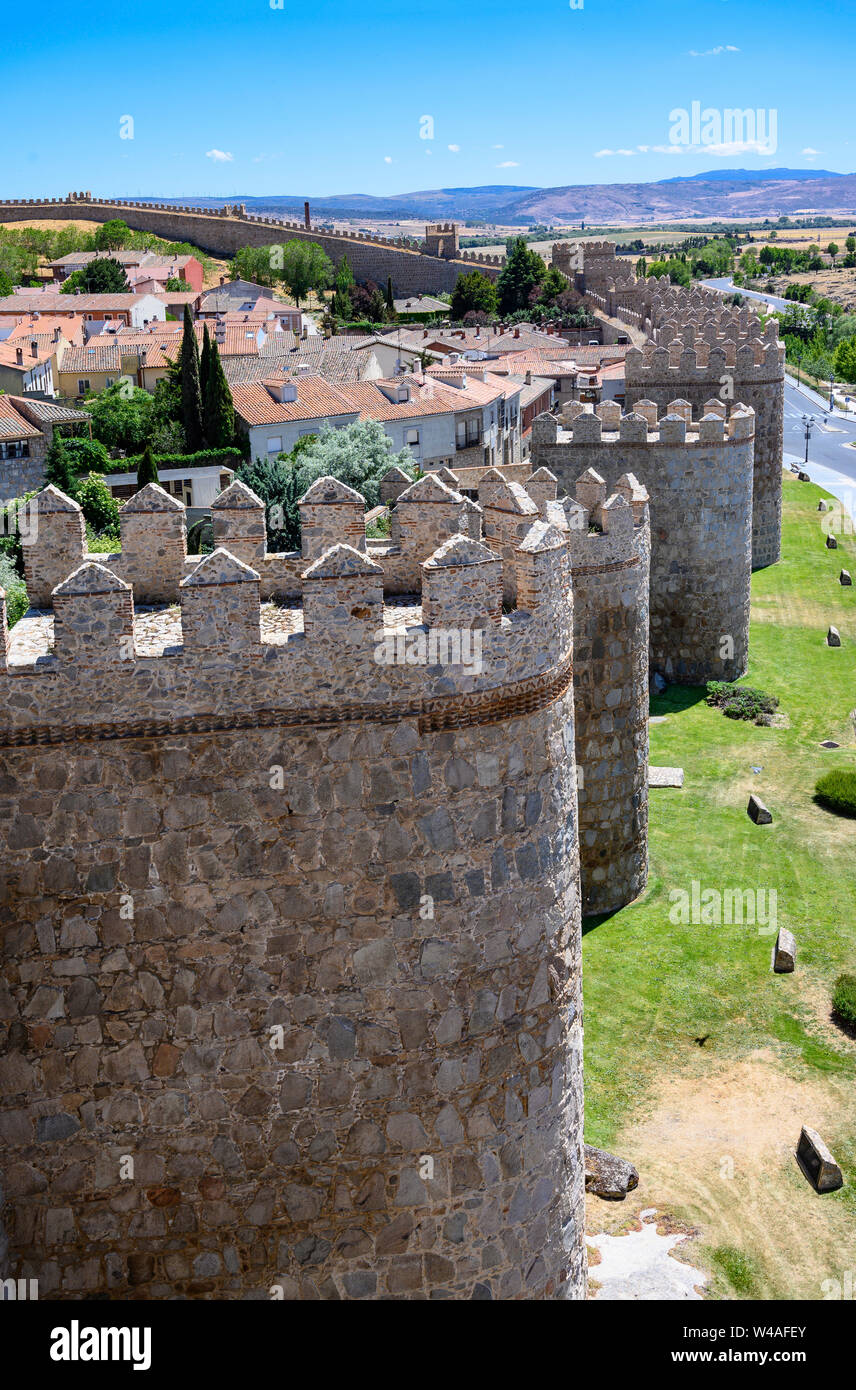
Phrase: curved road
[{"left": 701, "top": 276, "right": 791, "bottom": 313}]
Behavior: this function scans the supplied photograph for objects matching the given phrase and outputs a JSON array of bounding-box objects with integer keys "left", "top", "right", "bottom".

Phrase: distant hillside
[{"left": 130, "top": 170, "right": 856, "bottom": 225}]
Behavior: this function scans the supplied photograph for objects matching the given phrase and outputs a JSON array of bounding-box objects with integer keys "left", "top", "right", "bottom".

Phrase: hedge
[{"left": 102, "top": 447, "right": 244, "bottom": 476}]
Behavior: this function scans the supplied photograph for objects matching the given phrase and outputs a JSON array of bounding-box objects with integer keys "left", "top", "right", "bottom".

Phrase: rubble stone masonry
[{"left": 0, "top": 481, "right": 586, "bottom": 1300}]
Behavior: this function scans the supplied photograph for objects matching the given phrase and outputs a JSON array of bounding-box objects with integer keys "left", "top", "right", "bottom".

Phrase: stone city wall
[{"left": 0, "top": 485, "right": 586, "bottom": 1300}]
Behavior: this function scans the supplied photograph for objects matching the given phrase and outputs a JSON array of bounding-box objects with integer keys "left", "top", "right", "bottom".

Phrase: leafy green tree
[
  {"left": 450, "top": 270, "right": 498, "bottom": 320},
  {"left": 495, "top": 238, "right": 546, "bottom": 315},
  {"left": 179, "top": 305, "right": 205, "bottom": 451},
  {"left": 136, "top": 444, "right": 160, "bottom": 488},
  {"left": 276, "top": 240, "right": 333, "bottom": 307},
  {"left": 74, "top": 473, "right": 121, "bottom": 539},
  {"left": 84, "top": 383, "right": 154, "bottom": 451},
  {"left": 834, "top": 336, "right": 856, "bottom": 385},
  {"left": 94, "top": 219, "right": 131, "bottom": 251},
  {"left": 166, "top": 277, "right": 192, "bottom": 292},
  {"left": 44, "top": 435, "right": 78, "bottom": 496},
  {"left": 63, "top": 438, "right": 111, "bottom": 475},
  {"left": 231, "top": 245, "right": 279, "bottom": 287},
  {"left": 846, "top": 236, "right": 856, "bottom": 255},
  {"left": 60, "top": 258, "right": 129, "bottom": 295},
  {"left": 203, "top": 338, "right": 235, "bottom": 449},
  {"left": 240, "top": 420, "right": 414, "bottom": 547},
  {"left": 827, "top": 243, "right": 839, "bottom": 263},
  {"left": 0, "top": 270, "right": 12, "bottom": 297},
  {"left": 537, "top": 265, "right": 569, "bottom": 305}
]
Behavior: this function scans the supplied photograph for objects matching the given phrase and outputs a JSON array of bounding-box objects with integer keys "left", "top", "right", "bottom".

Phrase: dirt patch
[{"left": 587, "top": 1051, "right": 854, "bottom": 1298}]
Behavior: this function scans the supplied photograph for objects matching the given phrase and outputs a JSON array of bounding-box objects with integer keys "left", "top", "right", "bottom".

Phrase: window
[
  {"left": 267, "top": 436, "right": 283, "bottom": 454},
  {"left": 105, "top": 378, "right": 114, "bottom": 388},
  {"left": 405, "top": 427, "right": 420, "bottom": 448},
  {"left": 78, "top": 379, "right": 90, "bottom": 394}
]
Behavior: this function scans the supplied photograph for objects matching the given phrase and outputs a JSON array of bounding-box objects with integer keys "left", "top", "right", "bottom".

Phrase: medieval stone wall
[
  {"left": 0, "top": 479, "right": 587, "bottom": 1301},
  {"left": 530, "top": 401, "right": 755, "bottom": 685},
  {"left": 0, "top": 198, "right": 501, "bottom": 297}
]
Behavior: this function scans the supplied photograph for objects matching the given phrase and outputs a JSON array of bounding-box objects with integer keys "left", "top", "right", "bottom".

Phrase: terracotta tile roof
[
  {"left": 0, "top": 339, "right": 54, "bottom": 370},
  {"left": 6, "top": 314, "right": 84, "bottom": 345},
  {"left": 58, "top": 343, "right": 123, "bottom": 374},
  {"left": 0, "top": 397, "right": 42, "bottom": 438},
  {"left": 8, "top": 396, "right": 90, "bottom": 427},
  {"left": 230, "top": 373, "right": 359, "bottom": 426},
  {"left": 0, "top": 293, "right": 162, "bottom": 315}
]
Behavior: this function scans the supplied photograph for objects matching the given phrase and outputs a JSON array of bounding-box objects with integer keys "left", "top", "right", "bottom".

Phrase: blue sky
[{"left": 2, "top": 0, "right": 852, "bottom": 198}]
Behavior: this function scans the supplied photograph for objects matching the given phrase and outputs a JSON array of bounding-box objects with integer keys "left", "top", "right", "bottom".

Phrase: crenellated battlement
[
  {"left": 2, "top": 476, "right": 574, "bottom": 745},
  {"left": 533, "top": 399, "right": 756, "bottom": 451},
  {"left": 530, "top": 398, "right": 754, "bottom": 685}
]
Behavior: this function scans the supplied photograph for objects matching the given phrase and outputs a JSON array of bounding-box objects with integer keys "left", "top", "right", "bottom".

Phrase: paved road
[
  {"left": 783, "top": 376, "right": 856, "bottom": 513},
  {"left": 701, "top": 277, "right": 790, "bottom": 313}
]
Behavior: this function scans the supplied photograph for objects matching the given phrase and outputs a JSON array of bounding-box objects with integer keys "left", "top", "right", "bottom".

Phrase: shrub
[
  {"left": 815, "top": 768, "right": 856, "bottom": 817},
  {"left": 0, "top": 553, "right": 29, "bottom": 626},
  {"left": 831, "top": 974, "right": 856, "bottom": 1028},
  {"left": 706, "top": 681, "right": 778, "bottom": 724},
  {"left": 74, "top": 474, "right": 120, "bottom": 542}
]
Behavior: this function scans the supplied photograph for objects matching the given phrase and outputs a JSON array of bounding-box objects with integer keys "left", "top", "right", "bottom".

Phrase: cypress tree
[
  {"left": 180, "top": 305, "right": 205, "bottom": 451},
  {"left": 200, "top": 323, "right": 213, "bottom": 404},
  {"left": 136, "top": 443, "right": 159, "bottom": 488},
  {"left": 385, "top": 276, "right": 395, "bottom": 318},
  {"left": 203, "top": 338, "right": 235, "bottom": 449}
]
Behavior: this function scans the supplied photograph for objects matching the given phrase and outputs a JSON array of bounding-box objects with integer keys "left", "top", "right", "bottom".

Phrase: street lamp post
[
  {"left": 802, "top": 413, "right": 815, "bottom": 468},
  {"left": 829, "top": 374, "right": 836, "bottom": 412},
  {"left": 795, "top": 348, "right": 802, "bottom": 387}
]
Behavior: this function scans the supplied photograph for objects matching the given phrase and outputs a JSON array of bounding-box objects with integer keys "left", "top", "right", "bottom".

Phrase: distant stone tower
[
  {"left": 422, "top": 223, "right": 460, "bottom": 260},
  {"left": 0, "top": 478, "right": 586, "bottom": 1300},
  {"left": 531, "top": 400, "right": 755, "bottom": 685},
  {"left": 624, "top": 326, "right": 784, "bottom": 570}
]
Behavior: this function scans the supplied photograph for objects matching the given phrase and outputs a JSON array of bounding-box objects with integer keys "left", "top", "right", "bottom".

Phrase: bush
[
  {"left": 0, "top": 553, "right": 29, "bottom": 626},
  {"left": 831, "top": 974, "right": 856, "bottom": 1028},
  {"left": 74, "top": 474, "right": 120, "bottom": 541},
  {"left": 116, "top": 446, "right": 242, "bottom": 476},
  {"left": 706, "top": 681, "right": 778, "bottom": 724},
  {"left": 814, "top": 768, "right": 856, "bottom": 817}
]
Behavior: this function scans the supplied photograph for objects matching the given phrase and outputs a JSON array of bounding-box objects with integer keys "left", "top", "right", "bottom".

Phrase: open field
[{"left": 583, "top": 474, "right": 856, "bottom": 1298}]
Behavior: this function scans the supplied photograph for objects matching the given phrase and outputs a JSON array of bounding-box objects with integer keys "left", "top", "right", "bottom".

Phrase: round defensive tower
[
  {"left": 547, "top": 478, "right": 651, "bottom": 915},
  {"left": 623, "top": 327, "right": 784, "bottom": 570},
  {"left": 531, "top": 399, "right": 755, "bottom": 685},
  {"left": 0, "top": 481, "right": 586, "bottom": 1300}
]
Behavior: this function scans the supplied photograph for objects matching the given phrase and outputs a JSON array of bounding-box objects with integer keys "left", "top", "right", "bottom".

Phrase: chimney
[
  {"left": 423, "top": 329, "right": 429, "bottom": 338},
  {"left": 54, "top": 326, "right": 62, "bottom": 342},
  {"left": 220, "top": 275, "right": 226, "bottom": 286},
  {"left": 304, "top": 200, "right": 311, "bottom": 230},
  {"left": 15, "top": 347, "right": 23, "bottom": 365},
  {"left": 525, "top": 370, "right": 532, "bottom": 385},
  {"left": 514, "top": 327, "right": 520, "bottom": 339},
  {"left": 30, "top": 340, "right": 38, "bottom": 358}
]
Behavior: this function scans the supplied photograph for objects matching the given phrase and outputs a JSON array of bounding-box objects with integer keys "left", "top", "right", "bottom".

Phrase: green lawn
[{"left": 582, "top": 476, "right": 856, "bottom": 1211}]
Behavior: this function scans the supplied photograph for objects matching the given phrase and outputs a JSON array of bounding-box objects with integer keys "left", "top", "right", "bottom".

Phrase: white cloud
[
  {"left": 637, "top": 144, "right": 650, "bottom": 153},
  {"left": 615, "top": 149, "right": 635, "bottom": 156},
  {"left": 448, "top": 143, "right": 460, "bottom": 152},
  {"left": 802, "top": 147, "right": 821, "bottom": 157},
  {"left": 205, "top": 149, "right": 233, "bottom": 163},
  {"left": 384, "top": 156, "right": 393, "bottom": 164},
  {"left": 594, "top": 148, "right": 634, "bottom": 157},
  {"left": 688, "top": 44, "right": 740, "bottom": 56},
  {"left": 497, "top": 160, "right": 519, "bottom": 167},
  {"left": 492, "top": 144, "right": 504, "bottom": 149}
]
